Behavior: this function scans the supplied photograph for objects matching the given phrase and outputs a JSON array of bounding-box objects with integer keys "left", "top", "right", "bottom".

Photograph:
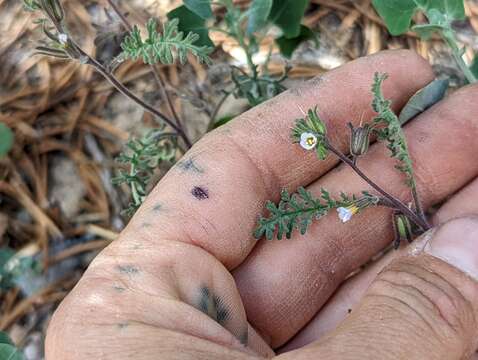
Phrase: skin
[{"left": 46, "top": 50, "right": 478, "bottom": 359}]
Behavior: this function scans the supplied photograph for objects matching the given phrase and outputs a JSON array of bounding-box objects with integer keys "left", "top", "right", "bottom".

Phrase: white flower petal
[
  {"left": 300, "top": 132, "right": 317, "bottom": 150},
  {"left": 337, "top": 207, "right": 353, "bottom": 223},
  {"left": 58, "top": 33, "right": 68, "bottom": 45}
]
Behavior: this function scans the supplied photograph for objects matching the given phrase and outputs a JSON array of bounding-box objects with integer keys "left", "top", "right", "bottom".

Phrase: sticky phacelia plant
[
  {"left": 23, "top": 0, "right": 317, "bottom": 214},
  {"left": 255, "top": 73, "right": 447, "bottom": 248}
]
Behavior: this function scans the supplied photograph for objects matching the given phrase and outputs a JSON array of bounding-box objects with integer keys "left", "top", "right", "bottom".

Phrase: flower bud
[
  {"left": 348, "top": 123, "right": 371, "bottom": 157},
  {"left": 393, "top": 213, "right": 413, "bottom": 248}
]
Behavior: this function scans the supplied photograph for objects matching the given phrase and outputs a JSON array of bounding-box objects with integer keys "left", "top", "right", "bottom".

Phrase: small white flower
[
  {"left": 58, "top": 33, "right": 68, "bottom": 45},
  {"left": 300, "top": 132, "right": 318, "bottom": 150},
  {"left": 337, "top": 206, "right": 358, "bottom": 223}
]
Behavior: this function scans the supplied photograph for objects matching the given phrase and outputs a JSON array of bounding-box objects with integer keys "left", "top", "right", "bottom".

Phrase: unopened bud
[
  {"left": 348, "top": 123, "right": 371, "bottom": 157},
  {"left": 393, "top": 213, "right": 413, "bottom": 249}
]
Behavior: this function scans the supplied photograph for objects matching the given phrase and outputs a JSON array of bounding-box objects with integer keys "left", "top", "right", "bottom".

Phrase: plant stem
[
  {"left": 234, "top": 24, "right": 258, "bottom": 80},
  {"left": 86, "top": 55, "right": 192, "bottom": 148},
  {"left": 442, "top": 29, "right": 476, "bottom": 83},
  {"left": 207, "top": 92, "right": 230, "bottom": 131},
  {"left": 47, "top": 9, "right": 193, "bottom": 149},
  {"left": 326, "top": 143, "right": 431, "bottom": 231},
  {"left": 106, "top": 0, "right": 188, "bottom": 138}
]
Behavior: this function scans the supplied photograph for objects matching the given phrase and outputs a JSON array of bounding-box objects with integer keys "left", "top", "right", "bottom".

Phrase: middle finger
[{"left": 233, "top": 84, "right": 478, "bottom": 348}]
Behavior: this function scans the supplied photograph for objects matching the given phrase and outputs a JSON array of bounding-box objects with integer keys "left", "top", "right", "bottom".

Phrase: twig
[
  {"left": 207, "top": 91, "right": 230, "bottom": 131},
  {"left": 326, "top": 143, "right": 431, "bottom": 231},
  {"left": 45, "top": 4, "right": 192, "bottom": 148},
  {"left": 86, "top": 56, "right": 192, "bottom": 147}
]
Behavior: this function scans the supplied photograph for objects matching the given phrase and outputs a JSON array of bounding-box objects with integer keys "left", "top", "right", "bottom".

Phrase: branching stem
[
  {"left": 86, "top": 55, "right": 192, "bottom": 148},
  {"left": 441, "top": 29, "right": 476, "bottom": 84},
  {"left": 326, "top": 142, "right": 431, "bottom": 231},
  {"left": 106, "top": 0, "right": 189, "bottom": 143}
]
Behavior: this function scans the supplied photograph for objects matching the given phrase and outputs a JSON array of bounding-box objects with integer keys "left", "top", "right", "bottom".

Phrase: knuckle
[{"left": 369, "top": 260, "right": 475, "bottom": 349}]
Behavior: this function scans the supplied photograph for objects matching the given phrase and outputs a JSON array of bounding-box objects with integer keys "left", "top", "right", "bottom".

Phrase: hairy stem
[
  {"left": 86, "top": 55, "right": 192, "bottom": 148},
  {"left": 47, "top": 5, "right": 192, "bottom": 149},
  {"left": 442, "top": 29, "right": 476, "bottom": 83},
  {"left": 326, "top": 143, "right": 430, "bottom": 231},
  {"left": 106, "top": 0, "right": 189, "bottom": 141}
]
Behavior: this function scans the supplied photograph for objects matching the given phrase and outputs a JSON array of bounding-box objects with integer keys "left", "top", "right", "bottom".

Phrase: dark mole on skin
[
  {"left": 176, "top": 158, "right": 204, "bottom": 174},
  {"left": 117, "top": 265, "right": 139, "bottom": 274},
  {"left": 198, "top": 286, "right": 229, "bottom": 325},
  {"left": 153, "top": 203, "right": 162, "bottom": 212},
  {"left": 191, "top": 186, "right": 209, "bottom": 200},
  {"left": 117, "top": 322, "right": 129, "bottom": 329},
  {"left": 113, "top": 285, "right": 126, "bottom": 292}
]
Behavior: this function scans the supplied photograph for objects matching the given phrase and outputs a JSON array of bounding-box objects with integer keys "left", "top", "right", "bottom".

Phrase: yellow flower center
[
  {"left": 305, "top": 136, "right": 316, "bottom": 146},
  {"left": 347, "top": 205, "right": 359, "bottom": 215}
]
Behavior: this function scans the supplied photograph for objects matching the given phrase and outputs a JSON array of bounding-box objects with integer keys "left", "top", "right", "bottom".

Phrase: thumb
[{"left": 281, "top": 216, "right": 478, "bottom": 360}]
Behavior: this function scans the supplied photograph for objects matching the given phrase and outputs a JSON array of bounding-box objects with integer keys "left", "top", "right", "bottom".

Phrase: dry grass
[{"left": 0, "top": 0, "right": 477, "bottom": 356}]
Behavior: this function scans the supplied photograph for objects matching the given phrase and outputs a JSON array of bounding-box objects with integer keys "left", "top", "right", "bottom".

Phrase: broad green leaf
[
  {"left": 372, "top": 0, "right": 418, "bottom": 35},
  {"left": 167, "top": 5, "right": 214, "bottom": 47},
  {"left": 276, "top": 25, "right": 317, "bottom": 58},
  {"left": 246, "top": 0, "right": 273, "bottom": 35},
  {"left": 373, "top": 0, "right": 465, "bottom": 35},
  {"left": 269, "top": 0, "right": 309, "bottom": 38},
  {"left": 398, "top": 78, "right": 448, "bottom": 125},
  {"left": 0, "top": 332, "right": 13, "bottom": 346},
  {"left": 183, "top": 0, "right": 213, "bottom": 19},
  {"left": 0, "top": 343, "right": 25, "bottom": 360},
  {"left": 427, "top": 0, "right": 465, "bottom": 21},
  {"left": 0, "top": 123, "right": 14, "bottom": 157}
]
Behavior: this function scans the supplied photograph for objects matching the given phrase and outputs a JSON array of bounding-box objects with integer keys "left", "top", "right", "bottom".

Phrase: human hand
[{"left": 45, "top": 50, "right": 478, "bottom": 360}]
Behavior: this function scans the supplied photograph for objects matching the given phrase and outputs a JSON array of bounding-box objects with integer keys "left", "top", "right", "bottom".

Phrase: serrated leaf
[
  {"left": 167, "top": 5, "right": 213, "bottom": 47},
  {"left": 269, "top": 0, "right": 309, "bottom": 38},
  {"left": 121, "top": 17, "right": 212, "bottom": 65},
  {"left": 276, "top": 25, "right": 317, "bottom": 58},
  {"left": 0, "top": 343, "right": 25, "bottom": 360},
  {"left": 184, "top": 0, "right": 213, "bottom": 19},
  {"left": 247, "top": 0, "right": 273, "bottom": 35},
  {"left": 0, "top": 123, "right": 14, "bottom": 157},
  {"left": 399, "top": 78, "right": 448, "bottom": 125}
]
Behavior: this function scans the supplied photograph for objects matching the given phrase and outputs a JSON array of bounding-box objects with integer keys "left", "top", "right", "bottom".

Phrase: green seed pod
[
  {"left": 393, "top": 213, "right": 413, "bottom": 249},
  {"left": 348, "top": 123, "right": 371, "bottom": 157}
]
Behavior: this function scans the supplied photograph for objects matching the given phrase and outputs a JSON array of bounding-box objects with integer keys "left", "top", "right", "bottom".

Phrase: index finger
[{"left": 125, "top": 50, "right": 434, "bottom": 269}]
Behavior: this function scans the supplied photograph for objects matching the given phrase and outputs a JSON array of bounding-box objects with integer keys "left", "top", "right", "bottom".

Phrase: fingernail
[{"left": 410, "top": 216, "right": 478, "bottom": 281}]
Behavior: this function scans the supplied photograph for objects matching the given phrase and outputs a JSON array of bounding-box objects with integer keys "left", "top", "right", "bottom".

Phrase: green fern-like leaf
[
  {"left": 371, "top": 73, "right": 414, "bottom": 185},
  {"left": 23, "top": 0, "right": 41, "bottom": 11},
  {"left": 121, "top": 18, "right": 212, "bottom": 65},
  {"left": 113, "top": 130, "right": 178, "bottom": 215},
  {"left": 255, "top": 187, "right": 349, "bottom": 240}
]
